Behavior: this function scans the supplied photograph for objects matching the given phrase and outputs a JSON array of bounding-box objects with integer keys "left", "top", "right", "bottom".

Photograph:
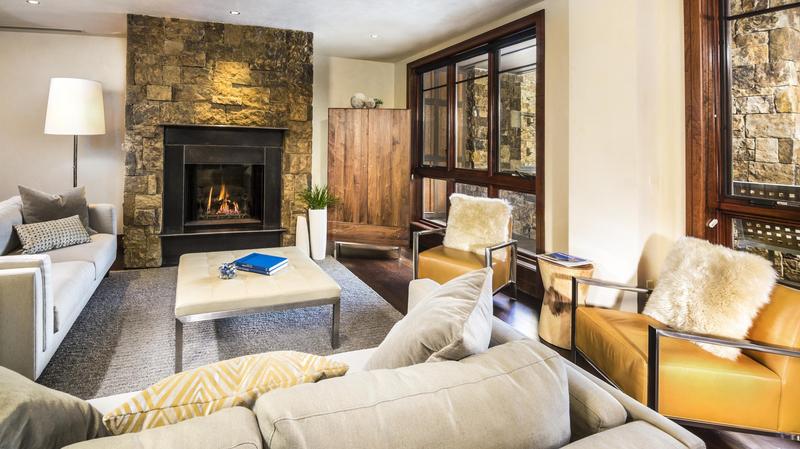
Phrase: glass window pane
[
  {"left": 455, "top": 77, "right": 489, "bottom": 170},
  {"left": 732, "top": 217, "right": 800, "bottom": 286},
  {"left": 422, "top": 66, "right": 447, "bottom": 89},
  {"left": 728, "top": 6, "right": 800, "bottom": 205},
  {"left": 422, "top": 86, "right": 448, "bottom": 167},
  {"left": 456, "top": 53, "right": 489, "bottom": 82},
  {"left": 500, "top": 38, "right": 536, "bottom": 72},
  {"left": 499, "top": 189, "right": 536, "bottom": 254},
  {"left": 498, "top": 65, "right": 537, "bottom": 175},
  {"left": 454, "top": 183, "right": 487, "bottom": 197},
  {"left": 422, "top": 178, "right": 448, "bottom": 224}
]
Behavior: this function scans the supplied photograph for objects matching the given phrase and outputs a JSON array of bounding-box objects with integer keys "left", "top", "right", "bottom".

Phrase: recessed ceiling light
[
  {"left": 369, "top": 33, "right": 379, "bottom": 39},
  {"left": 26, "top": 0, "right": 40, "bottom": 4},
  {"left": 229, "top": 10, "right": 240, "bottom": 15}
]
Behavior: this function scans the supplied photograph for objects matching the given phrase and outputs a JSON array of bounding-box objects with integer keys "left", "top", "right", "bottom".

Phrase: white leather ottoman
[{"left": 174, "top": 246, "right": 342, "bottom": 372}]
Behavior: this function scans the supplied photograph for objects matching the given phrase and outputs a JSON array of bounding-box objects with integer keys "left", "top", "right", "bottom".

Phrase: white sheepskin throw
[
  {"left": 643, "top": 237, "right": 776, "bottom": 360},
  {"left": 442, "top": 194, "right": 512, "bottom": 260}
]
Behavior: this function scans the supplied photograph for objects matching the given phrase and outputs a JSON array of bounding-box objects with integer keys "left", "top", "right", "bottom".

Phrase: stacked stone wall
[{"left": 123, "top": 15, "right": 313, "bottom": 267}]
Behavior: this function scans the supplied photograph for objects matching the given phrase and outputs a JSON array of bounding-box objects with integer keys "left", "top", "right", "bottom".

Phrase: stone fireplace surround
[{"left": 123, "top": 14, "right": 313, "bottom": 268}]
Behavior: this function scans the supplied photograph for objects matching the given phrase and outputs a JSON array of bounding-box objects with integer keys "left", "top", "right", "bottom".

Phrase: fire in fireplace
[
  {"left": 188, "top": 163, "right": 259, "bottom": 226},
  {"left": 204, "top": 183, "right": 244, "bottom": 218}
]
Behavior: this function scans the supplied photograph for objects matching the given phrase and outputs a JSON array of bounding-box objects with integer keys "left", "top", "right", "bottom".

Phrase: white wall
[
  {"left": 392, "top": 0, "right": 571, "bottom": 254},
  {"left": 311, "top": 54, "right": 396, "bottom": 185},
  {"left": 0, "top": 31, "right": 126, "bottom": 231},
  {"left": 393, "top": 0, "right": 686, "bottom": 309},
  {"left": 568, "top": 0, "right": 685, "bottom": 308}
]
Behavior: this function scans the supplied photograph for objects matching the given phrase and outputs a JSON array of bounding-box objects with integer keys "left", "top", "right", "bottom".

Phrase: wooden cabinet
[{"left": 327, "top": 108, "right": 411, "bottom": 247}]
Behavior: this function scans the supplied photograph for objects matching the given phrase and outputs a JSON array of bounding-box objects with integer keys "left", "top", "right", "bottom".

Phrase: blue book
[{"left": 233, "top": 253, "right": 289, "bottom": 275}]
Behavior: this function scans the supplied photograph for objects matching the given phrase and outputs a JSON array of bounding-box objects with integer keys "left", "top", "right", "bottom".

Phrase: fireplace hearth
[{"left": 160, "top": 125, "right": 286, "bottom": 265}]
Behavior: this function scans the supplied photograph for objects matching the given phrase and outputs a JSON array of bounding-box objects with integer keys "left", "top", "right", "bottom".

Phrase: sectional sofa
[
  {"left": 66, "top": 280, "right": 704, "bottom": 449},
  {"left": 0, "top": 196, "right": 117, "bottom": 379}
]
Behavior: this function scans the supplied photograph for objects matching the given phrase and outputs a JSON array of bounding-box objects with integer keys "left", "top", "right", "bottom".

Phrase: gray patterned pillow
[{"left": 13, "top": 215, "right": 91, "bottom": 254}]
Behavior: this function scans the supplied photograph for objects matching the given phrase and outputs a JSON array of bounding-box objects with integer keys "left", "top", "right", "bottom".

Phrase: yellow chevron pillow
[{"left": 103, "top": 351, "right": 348, "bottom": 435}]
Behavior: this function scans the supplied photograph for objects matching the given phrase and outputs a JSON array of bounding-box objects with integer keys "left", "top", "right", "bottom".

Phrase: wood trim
[
  {"left": 407, "top": 12, "right": 543, "bottom": 70},
  {"left": 684, "top": 0, "right": 723, "bottom": 243},
  {"left": 407, "top": 10, "right": 545, "bottom": 253}
]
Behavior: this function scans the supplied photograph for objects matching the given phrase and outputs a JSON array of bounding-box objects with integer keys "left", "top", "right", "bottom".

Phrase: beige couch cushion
[
  {"left": 46, "top": 233, "right": 116, "bottom": 280},
  {"left": 255, "top": 338, "right": 570, "bottom": 449},
  {"left": 52, "top": 261, "right": 95, "bottom": 333},
  {"left": 0, "top": 366, "right": 107, "bottom": 449},
  {"left": 366, "top": 268, "right": 494, "bottom": 370},
  {"left": 65, "top": 407, "right": 262, "bottom": 449}
]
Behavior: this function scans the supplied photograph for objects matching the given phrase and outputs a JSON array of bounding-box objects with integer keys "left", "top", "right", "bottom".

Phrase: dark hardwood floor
[{"left": 336, "top": 249, "right": 800, "bottom": 449}]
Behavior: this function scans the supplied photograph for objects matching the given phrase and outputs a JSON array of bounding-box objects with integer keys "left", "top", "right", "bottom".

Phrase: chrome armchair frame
[
  {"left": 412, "top": 228, "right": 518, "bottom": 297},
  {"left": 569, "top": 276, "right": 800, "bottom": 441}
]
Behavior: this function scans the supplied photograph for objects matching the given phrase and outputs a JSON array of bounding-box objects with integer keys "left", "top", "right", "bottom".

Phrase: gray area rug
[{"left": 37, "top": 257, "right": 402, "bottom": 399}]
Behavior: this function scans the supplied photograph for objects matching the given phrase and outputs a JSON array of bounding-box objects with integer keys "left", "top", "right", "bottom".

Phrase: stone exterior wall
[
  {"left": 460, "top": 68, "right": 488, "bottom": 169},
  {"left": 123, "top": 14, "right": 313, "bottom": 268},
  {"left": 729, "top": 5, "right": 800, "bottom": 284},
  {"left": 730, "top": 6, "right": 800, "bottom": 186},
  {"left": 499, "top": 71, "right": 536, "bottom": 172}
]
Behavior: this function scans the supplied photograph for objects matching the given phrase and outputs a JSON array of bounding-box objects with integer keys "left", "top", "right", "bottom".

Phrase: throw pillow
[
  {"left": 0, "top": 366, "right": 107, "bottom": 449},
  {"left": 14, "top": 215, "right": 91, "bottom": 254},
  {"left": 365, "top": 267, "right": 494, "bottom": 370},
  {"left": 643, "top": 237, "right": 776, "bottom": 360},
  {"left": 103, "top": 351, "right": 348, "bottom": 435},
  {"left": 442, "top": 193, "right": 511, "bottom": 259},
  {"left": 18, "top": 185, "right": 93, "bottom": 233}
]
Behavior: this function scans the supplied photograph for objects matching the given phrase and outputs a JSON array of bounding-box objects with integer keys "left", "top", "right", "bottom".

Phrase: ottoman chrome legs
[
  {"left": 175, "top": 318, "right": 183, "bottom": 373},
  {"left": 332, "top": 301, "right": 340, "bottom": 349},
  {"left": 173, "top": 297, "right": 341, "bottom": 373}
]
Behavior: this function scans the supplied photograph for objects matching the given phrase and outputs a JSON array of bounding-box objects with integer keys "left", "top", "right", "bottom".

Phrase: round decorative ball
[
  {"left": 364, "top": 97, "right": 376, "bottom": 108},
  {"left": 218, "top": 262, "right": 237, "bottom": 280}
]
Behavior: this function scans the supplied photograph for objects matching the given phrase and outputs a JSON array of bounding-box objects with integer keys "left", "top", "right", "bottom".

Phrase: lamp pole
[{"left": 73, "top": 135, "right": 78, "bottom": 188}]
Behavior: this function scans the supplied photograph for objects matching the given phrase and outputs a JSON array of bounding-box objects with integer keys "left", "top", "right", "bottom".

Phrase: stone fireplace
[{"left": 123, "top": 14, "right": 313, "bottom": 268}]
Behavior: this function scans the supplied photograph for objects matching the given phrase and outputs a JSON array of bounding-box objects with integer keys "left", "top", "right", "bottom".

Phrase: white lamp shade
[{"left": 44, "top": 78, "right": 106, "bottom": 135}]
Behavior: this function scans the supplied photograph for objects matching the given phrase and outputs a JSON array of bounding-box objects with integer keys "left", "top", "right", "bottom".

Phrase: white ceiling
[{"left": 0, "top": 0, "right": 537, "bottom": 61}]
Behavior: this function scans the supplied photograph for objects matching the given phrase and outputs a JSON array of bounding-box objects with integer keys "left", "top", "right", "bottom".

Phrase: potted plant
[{"left": 300, "top": 185, "right": 339, "bottom": 260}]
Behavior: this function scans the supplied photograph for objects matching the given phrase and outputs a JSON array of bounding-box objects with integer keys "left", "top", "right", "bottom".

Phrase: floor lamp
[{"left": 44, "top": 78, "right": 106, "bottom": 188}]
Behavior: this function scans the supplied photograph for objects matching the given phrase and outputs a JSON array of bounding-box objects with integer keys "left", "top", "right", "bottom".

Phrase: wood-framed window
[
  {"left": 685, "top": 0, "right": 800, "bottom": 286},
  {"left": 407, "top": 11, "right": 545, "bottom": 256}
]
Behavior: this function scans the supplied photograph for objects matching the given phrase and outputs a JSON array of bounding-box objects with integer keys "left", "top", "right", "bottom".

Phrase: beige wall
[
  {"left": 0, "top": 31, "right": 126, "bottom": 231},
  {"left": 392, "top": 0, "right": 571, "bottom": 255},
  {"left": 568, "top": 0, "right": 685, "bottom": 308},
  {"left": 312, "top": 54, "right": 396, "bottom": 185},
  {"left": 393, "top": 0, "right": 686, "bottom": 308}
]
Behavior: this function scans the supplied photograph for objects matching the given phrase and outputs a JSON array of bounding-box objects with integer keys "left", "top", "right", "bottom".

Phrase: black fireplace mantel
[{"left": 160, "top": 124, "right": 287, "bottom": 265}]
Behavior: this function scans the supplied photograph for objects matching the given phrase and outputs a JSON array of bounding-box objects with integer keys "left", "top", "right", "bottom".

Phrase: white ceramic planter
[
  {"left": 308, "top": 208, "right": 327, "bottom": 260},
  {"left": 295, "top": 215, "right": 310, "bottom": 257}
]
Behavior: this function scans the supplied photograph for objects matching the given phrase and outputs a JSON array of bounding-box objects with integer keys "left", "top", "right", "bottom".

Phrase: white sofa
[
  {"left": 0, "top": 196, "right": 117, "bottom": 380},
  {"left": 77, "top": 279, "right": 705, "bottom": 449}
]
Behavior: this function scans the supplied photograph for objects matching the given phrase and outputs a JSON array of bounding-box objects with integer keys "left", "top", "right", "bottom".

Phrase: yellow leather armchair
[
  {"left": 412, "top": 225, "right": 517, "bottom": 296},
  {"left": 570, "top": 277, "right": 800, "bottom": 440}
]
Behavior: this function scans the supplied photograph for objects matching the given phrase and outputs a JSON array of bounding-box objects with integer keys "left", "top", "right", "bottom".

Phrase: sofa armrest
[
  {"left": 88, "top": 203, "right": 117, "bottom": 235},
  {"left": 564, "top": 359, "right": 704, "bottom": 449},
  {"left": 566, "top": 364, "right": 627, "bottom": 440},
  {"left": 562, "top": 421, "right": 702, "bottom": 449},
  {"left": 0, "top": 267, "right": 46, "bottom": 379}
]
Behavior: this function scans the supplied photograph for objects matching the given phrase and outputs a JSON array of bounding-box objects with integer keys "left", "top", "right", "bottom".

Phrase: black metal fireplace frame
[{"left": 160, "top": 124, "right": 287, "bottom": 265}]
